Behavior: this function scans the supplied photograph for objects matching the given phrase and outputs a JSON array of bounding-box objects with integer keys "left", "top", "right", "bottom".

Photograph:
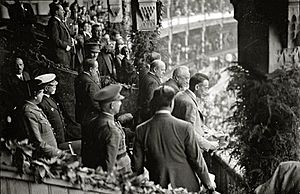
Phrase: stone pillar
[
  {"left": 200, "top": 0, "right": 205, "bottom": 54},
  {"left": 166, "top": 0, "right": 173, "bottom": 65},
  {"left": 231, "top": 0, "right": 288, "bottom": 74},
  {"left": 123, "top": 0, "right": 132, "bottom": 34},
  {"left": 288, "top": 0, "right": 300, "bottom": 47},
  {"left": 201, "top": 26, "right": 206, "bottom": 54},
  {"left": 219, "top": 24, "right": 223, "bottom": 50},
  {"left": 184, "top": 0, "right": 189, "bottom": 61}
]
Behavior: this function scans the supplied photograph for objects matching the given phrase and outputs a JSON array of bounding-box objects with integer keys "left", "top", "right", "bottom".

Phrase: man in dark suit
[
  {"left": 1, "top": 0, "right": 36, "bottom": 44},
  {"left": 3, "top": 57, "right": 31, "bottom": 140},
  {"left": 137, "top": 59, "right": 166, "bottom": 123},
  {"left": 164, "top": 66, "right": 190, "bottom": 94},
  {"left": 36, "top": 73, "right": 66, "bottom": 145},
  {"left": 133, "top": 86, "right": 216, "bottom": 192},
  {"left": 97, "top": 44, "right": 116, "bottom": 79},
  {"left": 86, "top": 24, "right": 102, "bottom": 44},
  {"left": 172, "top": 73, "right": 218, "bottom": 151},
  {"left": 74, "top": 58, "right": 101, "bottom": 126},
  {"left": 47, "top": 4, "right": 73, "bottom": 68},
  {"left": 82, "top": 84, "right": 131, "bottom": 172},
  {"left": 3, "top": 57, "right": 31, "bottom": 108}
]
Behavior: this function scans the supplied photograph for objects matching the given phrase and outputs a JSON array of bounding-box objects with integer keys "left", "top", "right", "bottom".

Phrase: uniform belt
[{"left": 116, "top": 152, "right": 127, "bottom": 160}]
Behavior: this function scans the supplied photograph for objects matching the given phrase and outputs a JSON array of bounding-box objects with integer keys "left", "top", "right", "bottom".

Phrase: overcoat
[{"left": 133, "top": 112, "right": 212, "bottom": 192}]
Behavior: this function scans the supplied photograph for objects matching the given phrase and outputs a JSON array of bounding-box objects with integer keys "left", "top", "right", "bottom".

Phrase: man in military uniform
[
  {"left": 82, "top": 84, "right": 131, "bottom": 173},
  {"left": 22, "top": 79, "right": 64, "bottom": 159},
  {"left": 36, "top": 73, "right": 66, "bottom": 145}
]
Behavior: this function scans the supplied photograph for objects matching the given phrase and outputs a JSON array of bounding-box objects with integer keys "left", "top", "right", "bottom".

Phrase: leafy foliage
[
  {"left": 131, "top": 30, "right": 168, "bottom": 68},
  {"left": 1, "top": 139, "right": 198, "bottom": 193},
  {"left": 226, "top": 64, "right": 300, "bottom": 192}
]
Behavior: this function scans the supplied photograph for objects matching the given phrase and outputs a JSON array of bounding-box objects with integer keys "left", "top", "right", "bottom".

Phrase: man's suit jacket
[
  {"left": 97, "top": 51, "right": 115, "bottom": 79},
  {"left": 7, "top": 2, "right": 36, "bottom": 26},
  {"left": 47, "top": 16, "right": 72, "bottom": 67},
  {"left": 164, "top": 78, "right": 180, "bottom": 94},
  {"left": 133, "top": 112, "right": 212, "bottom": 192},
  {"left": 39, "top": 95, "right": 65, "bottom": 144},
  {"left": 172, "top": 89, "right": 213, "bottom": 151},
  {"left": 4, "top": 71, "right": 31, "bottom": 107},
  {"left": 74, "top": 72, "right": 101, "bottom": 125},
  {"left": 137, "top": 72, "right": 161, "bottom": 122}
]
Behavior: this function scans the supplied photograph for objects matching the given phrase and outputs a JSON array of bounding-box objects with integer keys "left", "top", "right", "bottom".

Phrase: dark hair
[
  {"left": 50, "top": 4, "right": 60, "bottom": 16},
  {"left": 82, "top": 58, "right": 97, "bottom": 71},
  {"left": 111, "top": 29, "right": 120, "bottom": 37},
  {"left": 120, "top": 46, "right": 128, "bottom": 55},
  {"left": 91, "top": 24, "right": 100, "bottom": 32},
  {"left": 189, "top": 73, "right": 209, "bottom": 92},
  {"left": 150, "top": 86, "right": 175, "bottom": 111}
]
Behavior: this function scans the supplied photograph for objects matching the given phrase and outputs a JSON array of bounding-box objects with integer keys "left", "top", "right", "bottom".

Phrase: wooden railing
[
  {"left": 204, "top": 151, "right": 247, "bottom": 194},
  {"left": 0, "top": 165, "right": 120, "bottom": 194}
]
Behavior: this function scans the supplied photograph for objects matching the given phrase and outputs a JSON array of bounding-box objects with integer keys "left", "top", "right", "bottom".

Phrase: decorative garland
[{"left": 1, "top": 139, "right": 196, "bottom": 194}]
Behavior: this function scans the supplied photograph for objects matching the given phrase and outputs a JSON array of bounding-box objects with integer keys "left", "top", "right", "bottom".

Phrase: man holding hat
[
  {"left": 36, "top": 73, "right": 66, "bottom": 145},
  {"left": 82, "top": 84, "right": 131, "bottom": 173}
]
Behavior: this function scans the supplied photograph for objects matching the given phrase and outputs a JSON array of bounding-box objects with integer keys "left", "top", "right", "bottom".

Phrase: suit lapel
[
  {"left": 185, "top": 90, "right": 204, "bottom": 121},
  {"left": 148, "top": 72, "right": 161, "bottom": 84},
  {"left": 103, "top": 53, "right": 113, "bottom": 73},
  {"left": 56, "top": 17, "right": 71, "bottom": 38},
  {"left": 22, "top": 72, "right": 30, "bottom": 81},
  {"left": 85, "top": 73, "right": 101, "bottom": 89}
]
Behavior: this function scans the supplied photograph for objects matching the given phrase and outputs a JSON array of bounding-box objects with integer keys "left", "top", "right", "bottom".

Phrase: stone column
[
  {"left": 288, "top": 0, "right": 300, "bottom": 47},
  {"left": 184, "top": 0, "right": 189, "bottom": 61},
  {"left": 231, "top": 0, "right": 288, "bottom": 74},
  {"left": 166, "top": 0, "right": 172, "bottom": 64}
]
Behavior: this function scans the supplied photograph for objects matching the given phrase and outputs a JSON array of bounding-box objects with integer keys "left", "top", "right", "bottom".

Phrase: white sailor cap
[{"left": 35, "top": 73, "right": 58, "bottom": 86}]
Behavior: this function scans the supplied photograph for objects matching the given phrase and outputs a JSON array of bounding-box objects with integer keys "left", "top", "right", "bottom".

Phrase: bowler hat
[{"left": 94, "top": 84, "right": 125, "bottom": 103}]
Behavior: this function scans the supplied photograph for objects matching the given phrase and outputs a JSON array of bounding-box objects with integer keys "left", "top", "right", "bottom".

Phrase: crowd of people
[
  {"left": 45, "top": 0, "right": 137, "bottom": 85},
  {"left": 169, "top": 0, "right": 233, "bottom": 18},
  {"left": 2, "top": 51, "right": 229, "bottom": 193},
  {"left": 1, "top": 1, "right": 300, "bottom": 193}
]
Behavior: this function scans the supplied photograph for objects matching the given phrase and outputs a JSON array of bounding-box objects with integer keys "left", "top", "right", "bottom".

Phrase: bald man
[
  {"left": 4, "top": 57, "right": 31, "bottom": 107},
  {"left": 137, "top": 59, "right": 166, "bottom": 123},
  {"left": 164, "top": 66, "right": 190, "bottom": 93}
]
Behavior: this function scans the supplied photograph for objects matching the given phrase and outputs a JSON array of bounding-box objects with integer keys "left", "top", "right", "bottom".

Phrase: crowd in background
[
  {"left": 168, "top": 0, "right": 233, "bottom": 18},
  {"left": 0, "top": 0, "right": 237, "bottom": 193}
]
